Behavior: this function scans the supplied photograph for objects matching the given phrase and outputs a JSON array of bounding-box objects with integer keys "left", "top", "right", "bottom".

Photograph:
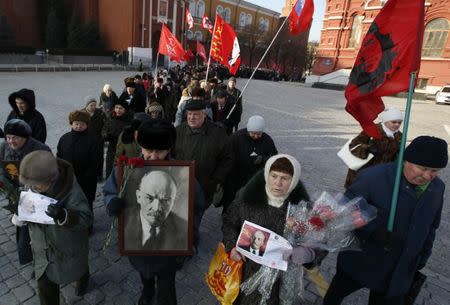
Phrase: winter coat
[
  {"left": 99, "top": 91, "right": 118, "bottom": 115},
  {"left": 173, "top": 120, "right": 233, "bottom": 206},
  {"left": 222, "top": 170, "right": 314, "bottom": 305},
  {"left": 221, "top": 129, "right": 278, "bottom": 208},
  {"left": 85, "top": 108, "right": 106, "bottom": 141},
  {"left": 7, "top": 89, "right": 47, "bottom": 143},
  {"left": 226, "top": 87, "right": 242, "bottom": 126},
  {"left": 28, "top": 159, "right": 93, "bottom": 284},
  {"left": 119, "top": 91, "right": 146, "bottom": 113},
  {"left": 57, "top": 130, "right": 99, "bottom": 204},
  {"left": 103, "top": 158, "right": 205, "bottom": 277},
  {"left": 210, "top": 96, "right": 239, "bottom": 135},
  {"left": 338, "top": 162, "right": 444, "bottom": 297},
  {"left": 344, "top": 123, "right": 402, "bottom": 188},
  {"left": 174, "top": 97, "right": 213, "bottom": 127}
]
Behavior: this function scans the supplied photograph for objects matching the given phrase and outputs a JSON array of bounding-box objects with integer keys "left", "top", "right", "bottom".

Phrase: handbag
[
  {"left": 337, "top": 139, "right": 374, "bottom": 171},
  {"left": 404, "top": 271, "right": 427, "bottom": 305}
]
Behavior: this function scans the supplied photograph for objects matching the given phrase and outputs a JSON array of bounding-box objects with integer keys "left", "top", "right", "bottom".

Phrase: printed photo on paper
[{"left": 17, "top": 191, "right": 57, "bottom": 225}]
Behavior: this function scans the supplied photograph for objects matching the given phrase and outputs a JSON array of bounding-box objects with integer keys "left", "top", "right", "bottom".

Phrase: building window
[
  {"left": 348, "top": 15, "right": 364, "bottom": 48},
  {"left": 189, "top": 0, "right": 205, "bottom": 18},
  {"left": 422, "top": 18, "right": 449, "bottom": 58},
  {"left": 158, "top": 0, "right": 168, "bottom": 22},
  {"left": 246, "top": 14, "right": 252, "bottom": 26},
  {"left": 259, "top": 17, "right": 269, "bottom": 32},
  {"left": 187, "top": 30, "right": 194, "bottom": 40},
  {"left": 239, "top": 12, "right": 246, "bottom": 28},
  {"left": 416, "top": 78, "right": 428, "bottom": 90},
  {"left": 328, "top": 37, "right": 333, "bottom": 44},
  {"left": 194, "top": 31, "right": 203, "bottom": 41},
  {"left": 224, "top": 8, "right": 231, "bottom": 23},
  {"left": 216, "top": 5, "right": 223, "bottom": 17}
]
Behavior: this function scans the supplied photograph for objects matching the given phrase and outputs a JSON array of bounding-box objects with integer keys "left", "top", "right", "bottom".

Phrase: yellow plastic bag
[{"left": 205, "top": 243, "right": 243, "bottom": 305}]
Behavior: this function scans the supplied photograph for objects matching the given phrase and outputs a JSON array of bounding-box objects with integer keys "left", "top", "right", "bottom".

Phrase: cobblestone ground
[{"left": 1, "top": 72, "right": 449, "bottom": 305}]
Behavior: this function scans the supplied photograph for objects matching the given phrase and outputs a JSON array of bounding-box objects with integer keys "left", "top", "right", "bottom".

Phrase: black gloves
[
  {"left": 107, "top": 197, "right": 126, "bottom": 216},
  {"left": 46, "top": 204, "right": 66, "bottom": 223},
  {"left": 371, "top": 228, "right": 401, "bottom": 251}
]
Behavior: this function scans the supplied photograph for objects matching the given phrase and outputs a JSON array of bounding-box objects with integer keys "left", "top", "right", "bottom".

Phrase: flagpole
[
  {"left": 154, "top": 52, "right": 159, "bottom": 77},
  {"left": 387, "top": 72, "right": 416, "bottom": 231},
  {"left": 205, "top": 14, "right": 218, "bottom": 83},
  {"left": 226, "top": 15, "right": 289, "bottom": 120}
]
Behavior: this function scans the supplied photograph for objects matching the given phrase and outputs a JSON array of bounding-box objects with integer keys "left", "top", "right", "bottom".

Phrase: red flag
[
  {"left": 210, "top": 15, "right": 241, "bottom": 75},
  {"left": 158, "top": 24, "right": 185, "bottom": 63},
  {"left": 345, "top": 0, "right": 425, "bottom": 139},
  {"left": 289, "top": 0, "right": 314, "bottom": 35},
  {"left": 186, "top": 8, "right": 194, "bottom": 30},
  {"left": 183, "top": 49, "right": 194, "bottom": 62},
  {"left": 196, "top": 41, "right": 207, "bottom": 62},
  {"left": 202, "top": 15, "right": 214, "bottom": 33}
]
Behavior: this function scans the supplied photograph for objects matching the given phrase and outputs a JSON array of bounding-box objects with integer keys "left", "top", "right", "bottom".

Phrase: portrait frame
[{"left": 118, "top": 160, "right": 195, "bottom": 256}]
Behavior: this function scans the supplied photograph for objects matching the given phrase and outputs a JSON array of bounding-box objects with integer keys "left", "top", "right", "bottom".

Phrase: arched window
[
  {"left": 422, "top": 18, "right": 449, "bottom": 58},
  {"left": 348, "top": 15, "right": 364, "bottom": 48},
  {"left": 216, "top": 5, "right": 223, "bottom": 17},
  {"left": 259, "top": 17, "right": 269, "bottom": 32},
  {"left": 239, "top": 12, "right": 246, "bottom": 28},
  {"left": 224, "top": 8, "right": 231, "bottom": 23},
  {"left": 190, "top": 0, "right": 205, "bottom": 18},
  {"left": 187, "top": 30, "right": 194, "bottom": 40},
  {"left": 246, "top": 14, "right": 252, "bottom": 26},
  {"left": 194, "top": 31, "right": 203, "bottom": 41}
]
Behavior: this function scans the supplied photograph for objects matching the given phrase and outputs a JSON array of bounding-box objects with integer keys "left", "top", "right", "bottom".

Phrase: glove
[
  {"left": 11, "top": 214, "right": 24, "bottom": 227},
  {"left": 283, "top": 246, "right": 315, "bottom": 265},
  {"left": 107, "top": 197, "right": 126, "bottom": 216},
  {"left": 371, "top": 228, "right": 401, "bottom": 251},
  {"left": 367, "top": 142, "right": 380, "bottom": 155},
  {"left": 45, "top": 204, "right": 67, "bottom": 223},
  {"left": 253, "top": 155, "right": 263, "bottom": 165}
]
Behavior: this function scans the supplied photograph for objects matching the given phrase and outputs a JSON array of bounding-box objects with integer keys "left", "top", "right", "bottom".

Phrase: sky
[{"left": 245, "top": 0, "right": 325, "bottom": 42}]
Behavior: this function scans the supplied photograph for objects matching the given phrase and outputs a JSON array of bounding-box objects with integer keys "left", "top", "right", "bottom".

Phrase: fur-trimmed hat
[
  {"left": 68, "top": 110, "right": 90, "bottom": 124},
  {"left": 4, "top": 119, "right": 32, "bottom": 138},
  {"left": 137, "top": 119, "right": 176, "bottom": 150},
  {"left": 404, "top": 136, "right": 448, "bottom": 168},
  {"left": 19, "top": 151, "right": 59, "bottom": 185},
  {"left": 185, "top": 99, "right": 206, "bottom": 111}
]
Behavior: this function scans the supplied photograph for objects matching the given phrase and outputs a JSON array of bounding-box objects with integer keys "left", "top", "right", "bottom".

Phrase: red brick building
[{"left": 312, "top": 0, "right": 450, "bottom": 93}]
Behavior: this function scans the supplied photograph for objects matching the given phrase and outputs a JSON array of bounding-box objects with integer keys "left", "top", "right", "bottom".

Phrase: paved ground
[{"left": 1, "top": 72, "right": 449, "bottom": 305}]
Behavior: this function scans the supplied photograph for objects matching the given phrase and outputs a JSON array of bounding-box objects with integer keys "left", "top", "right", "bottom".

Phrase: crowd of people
[{"left": 0, "top": 64, "right": 448, "bottom": 305}]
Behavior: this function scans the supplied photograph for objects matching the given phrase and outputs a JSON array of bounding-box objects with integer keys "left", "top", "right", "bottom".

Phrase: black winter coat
[
  {"left": 7, "top": 89, "right": 47, "bottom": 143},
  {"left": 85, "top": 109, "right": 106, "bottom": 140},
  {"left": 210, "top": 96, "right": 239, "bottom": 135},
  {"left": 99, "top": 91, "right": 118, "bottom": 115},
  {"left": 119, "top": 91, "right": 146, "bottom": 113}
]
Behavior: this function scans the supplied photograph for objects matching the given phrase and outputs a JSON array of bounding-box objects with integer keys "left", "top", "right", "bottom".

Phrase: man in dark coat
[
  {"left": 119, "top": 80, "right": 146, "bottom": 113},
  {"left": 222, "top": 115, "right": 278, "bottom": 210},
  {"left": 323, "top": 136, "right": 448, "bottom": 305},
  {"left": 7, "top": 88, "right": 47, "bottom": 143},
  {"left": 57, "top": 111, "right": 99, "bottom": 216},
  {"left": 173, "top": 99, "right": 233, "bottom": 209},
  {"left": 1, "top": 119, "right": 51, "bottom": 265},
  {"left": 210, "top": 89, "right": 239, "bottom": 135},
  {"left": 226, "top": 77, "right": 243, "bottom": 131}
]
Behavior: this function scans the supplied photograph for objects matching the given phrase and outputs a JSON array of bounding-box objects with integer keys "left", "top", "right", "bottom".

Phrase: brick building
[{"left": 311, "top": 0, "right": 450, "bottom": 93}]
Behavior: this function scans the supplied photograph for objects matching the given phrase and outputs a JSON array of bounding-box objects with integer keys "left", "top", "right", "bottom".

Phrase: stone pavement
[{"left": 1, "top": 72, "right": 450, "bottom": 305}]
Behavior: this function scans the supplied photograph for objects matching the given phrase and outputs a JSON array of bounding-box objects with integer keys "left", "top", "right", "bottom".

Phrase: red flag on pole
[
  {"left": 202, "top": 14, "right": 214, "bottom": 33},
  {"left": 183, "top": 49, "right": 194, "bottom": 62},
  {"left": 289, "top": 0, "right": 314, "bottom": 35},
  {"left": 345, "top": 0, "right": 425, "bottom": 139},
  {"left": 196, "top": 41, "right": 207, "bottom": 62},
  {"left": 186, "top": 8, "right": 194, "bottom": 30},
  {"left": 158, "top": 24, "right": 185, "bottom": 63},
  {"left": 210, "top": 15, "right": 241, "bottom": 75}
]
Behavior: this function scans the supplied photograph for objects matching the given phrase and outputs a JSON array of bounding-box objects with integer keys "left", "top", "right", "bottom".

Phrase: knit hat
[
  {"left": 146, "top": 102, "right": 164, "bottom": 115},
  {"left": 381, "top": 108, "right": 403, "bottom": 123},
  {"left": 115, "top": 99, "right": 130, "bottom": 110},
  {"left": 84, "top": 95, "right": 97, "bottom": 106},
  {"left": 68, "top": 110, "right": 91, "bottom": 124},
  {"left": 247, "top": 115, "right": 265, "bottom": 132},
  {"left": 137, "top": 119, "right": 176, "bottom": 150},
  {"left": 4, "top": 119, "right": 32, "bottom": 138},
  {"left": 19, "top": 151, "right": 59, "bottom": 185},
  {"left": 404, "top": 136, "right": 448, "bottom": 168},
  {"left": 185, "top": 99, "right": 206, "bottom": 111}
]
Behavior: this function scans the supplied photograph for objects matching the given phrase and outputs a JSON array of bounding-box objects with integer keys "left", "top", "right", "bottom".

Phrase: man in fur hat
[
  {"left": 7, "top": 89, "right": 47, "bottom": 143},
  {"left": 18, "top": 151, "right": 93, "bottom": 304},
  {"left": 119, "top": 80, "right": 146, "bottom": 113},
  {"left": 2, "top": 119, "right": 51, "bottom": 266},
  {"left": 324, "top": 136, "right": 448, "bottom": 305},
  {"left": 103, "top": 119, "right": 204, "bottom": 305}
]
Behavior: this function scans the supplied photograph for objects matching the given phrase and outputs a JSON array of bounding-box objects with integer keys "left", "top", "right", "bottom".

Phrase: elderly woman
[
  {"left": 222, "top": 154, "right": 324, "bottom": 305},
  {"left": 344, "top": 108, "right": 403, "bottom": 188},
  {"left": 99, "top": 84, "right": 118, "bottom": 116}
]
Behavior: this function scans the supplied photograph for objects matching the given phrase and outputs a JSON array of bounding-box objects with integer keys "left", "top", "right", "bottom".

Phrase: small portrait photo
[
  {"left": 0, "top": 161, "right": 20, "bottom": 185},
  {"left": 119, "top": 160, "right": 195, "bottom": 256},
  {"left": 237, "top": 223, "right": 271, "bottom": 257}
]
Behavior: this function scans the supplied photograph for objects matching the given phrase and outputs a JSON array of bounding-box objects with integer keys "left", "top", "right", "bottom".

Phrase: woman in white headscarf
[
  {"left": 344, "top": 108, "right": 403, "bottom": 188},
  {"left": 222, "top": 154, "right": 325, "bottom": 305}
]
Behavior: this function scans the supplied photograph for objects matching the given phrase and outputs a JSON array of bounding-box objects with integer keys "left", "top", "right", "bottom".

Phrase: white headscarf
[
  {"left": 380, "top": 108, "right": 403, "bottom": 138},
  {"left": 264, "top": 154, "right": 301, "bottom": 208}
]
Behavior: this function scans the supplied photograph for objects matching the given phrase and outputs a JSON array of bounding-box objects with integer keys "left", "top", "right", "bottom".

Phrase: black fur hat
[
  {"left": 137, "top": 119, "right": 176, "bottom": 150},
  {"left": 4, "top": 119, "right": 32, "bottom": 138},
  {"left": 404, "top": 136, "right": 448, "bottom": 168}
]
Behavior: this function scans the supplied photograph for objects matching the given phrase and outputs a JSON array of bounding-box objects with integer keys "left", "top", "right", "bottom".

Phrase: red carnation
[
  {"left": 117, "top": 155, "right": 128, "bottom": 166},
  {"left": 309, "top": 216, "right": 325, "bottom": 230},
  {"left": 127, "top": 157, "right": 145, "bottom": 168}
]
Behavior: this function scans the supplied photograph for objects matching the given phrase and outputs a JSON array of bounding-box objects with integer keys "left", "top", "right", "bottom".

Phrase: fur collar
[{"left": 239, "top": 170, "right": 309, "bottom": 207}]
